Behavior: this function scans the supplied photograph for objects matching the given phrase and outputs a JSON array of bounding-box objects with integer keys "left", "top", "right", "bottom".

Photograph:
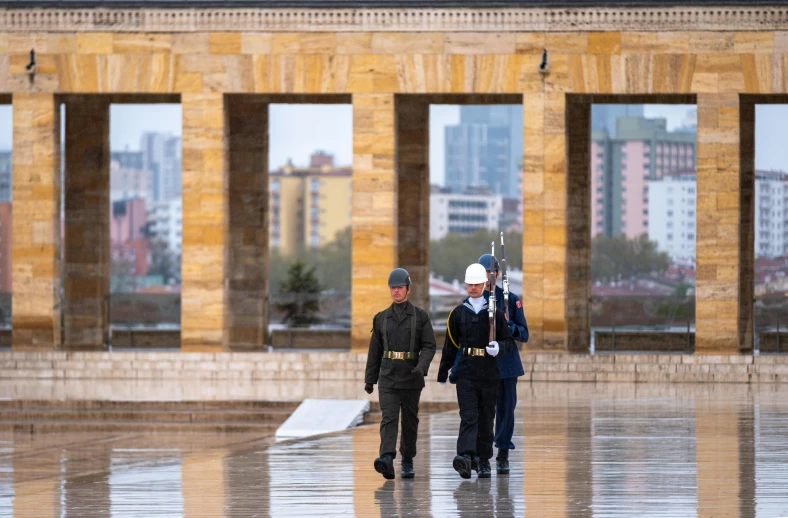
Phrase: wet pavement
[{"left": 2, "top": 382, "right": 788, "bottom": 516}]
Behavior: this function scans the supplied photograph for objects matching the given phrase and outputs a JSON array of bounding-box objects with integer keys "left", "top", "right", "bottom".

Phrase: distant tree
[
  {"left": 430, "top": 229, "right": 522, "bottom": 284},
  {"left": 111, "top": 255, "right": 136, "bottom": 293},
  {"left": 147, "top": 239, "right": 180, "bottom": 285},
  {"left": 276, "top": 260, "right": 323, "bottom": 328},
  {"left": 308, "top": 226, "right": 351, "bottom": 292},
  {"left": 591, "top": 233, "right": 670, "bottom": 282}
]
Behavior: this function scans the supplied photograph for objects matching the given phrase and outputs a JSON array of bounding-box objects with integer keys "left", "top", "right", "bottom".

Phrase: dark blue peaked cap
[{"left": 478, "top": 254, "right": 499, "bottom": 272}]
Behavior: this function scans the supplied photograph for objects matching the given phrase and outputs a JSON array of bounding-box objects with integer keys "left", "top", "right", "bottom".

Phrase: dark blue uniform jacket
[{"left": 450, "top": 285, "right": 528, "bottom": 381}]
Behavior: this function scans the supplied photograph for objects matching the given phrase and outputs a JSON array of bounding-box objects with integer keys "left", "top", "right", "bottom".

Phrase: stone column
[
  {"left": 181, "top": 93, "right": 226, "bottom": 351},
  {"left": 63, "top": 96, "right": 110, "bottom": 350},
  {"left": 11, "top": 93, "right": 62, "bottom": 350},
  {"left": 395, "top": 96, "right": 430, "bottom": 312},
  {"left": 737, "top": 98, "right": 756, "bottom": 354},
  {"left": 564, "top": 95, "right": 591, "bottom": 353},
  {"left": 351, "top": 94, "right": 397, "bottom": 351},
  {"left": 225, "top": 95, "right": 269, "bottom": 350},
  {"left": 695, "top": 94, "right": 742, "bottom": 353}
]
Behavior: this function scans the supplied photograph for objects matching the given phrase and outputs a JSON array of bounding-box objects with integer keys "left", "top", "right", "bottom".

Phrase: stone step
[
  {"left": 0, "top": 399, "right": 301, "bottom": 411},
  {"left": 0, "top": 408, "right": 292, "bottom": 423},
  {"left": 0, "top": 419, "right": 283, "bottom": 434}
]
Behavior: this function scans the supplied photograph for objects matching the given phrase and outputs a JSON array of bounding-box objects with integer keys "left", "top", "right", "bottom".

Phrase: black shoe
[
  {"left": 401, "top": 457, "right": 415, "bottom": 479},
  {"left": 478, "top": 458, "right": 492, "bottom": 478},
  {"left": 496, "top": 449, "right": 510, "bottom": 475},
  {"left": 452, "top": 454, "right": 472, "bottom": 479},
  {"left": 471, "top": 456, "right": 479, "bottom": 473},
  {"left": 374, "top": 453, "right": 395, "bottom": 480}
]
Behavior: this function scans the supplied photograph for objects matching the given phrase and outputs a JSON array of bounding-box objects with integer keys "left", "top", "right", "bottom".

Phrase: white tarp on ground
[{"left": 275, "top": 399, "right": 370, "bottom": 440}]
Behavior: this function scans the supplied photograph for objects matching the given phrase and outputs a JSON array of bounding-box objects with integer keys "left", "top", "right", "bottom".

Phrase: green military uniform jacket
[{"left": 364, "top": 301, "right": 437, "bottom": 390}]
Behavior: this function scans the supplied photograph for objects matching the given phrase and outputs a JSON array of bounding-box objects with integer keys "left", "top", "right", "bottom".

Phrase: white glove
[{"left": 486, "top": 341, "right": 499, "bottom": 357}]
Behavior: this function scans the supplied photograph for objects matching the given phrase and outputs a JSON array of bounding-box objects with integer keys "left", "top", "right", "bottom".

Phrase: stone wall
[{"left": 2, "top": 15, "right": 786, "bottom": 353}]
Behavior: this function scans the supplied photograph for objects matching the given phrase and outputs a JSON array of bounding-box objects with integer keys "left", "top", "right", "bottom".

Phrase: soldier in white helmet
[{"left": 437, "top": 263, "right": 516, "bottom": 479}]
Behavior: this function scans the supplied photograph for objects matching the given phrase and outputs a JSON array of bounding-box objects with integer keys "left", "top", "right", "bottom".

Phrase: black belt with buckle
[
  {"left": 384, "top": 351, "right": 415, "bottom": 360},
  {"left": 462, "top": 347, "right": 487, "bottom": 357}
]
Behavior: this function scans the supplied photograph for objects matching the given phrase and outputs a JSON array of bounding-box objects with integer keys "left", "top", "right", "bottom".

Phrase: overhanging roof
[{"left": 0, "top": 0, "right": 786, "bottom": 7}]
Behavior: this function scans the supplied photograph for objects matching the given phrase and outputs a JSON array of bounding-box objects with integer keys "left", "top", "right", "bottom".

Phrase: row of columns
[{"left": 8, "top": 92, "right": 751, "bottom": 353}]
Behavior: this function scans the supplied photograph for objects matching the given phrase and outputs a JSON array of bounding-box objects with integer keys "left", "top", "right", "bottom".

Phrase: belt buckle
[
  {"left": 391, "top": 351, "right": 405, "bottom": 360},
  {"left": 473, "top": 348, "right": 485, "bottom": 357}
]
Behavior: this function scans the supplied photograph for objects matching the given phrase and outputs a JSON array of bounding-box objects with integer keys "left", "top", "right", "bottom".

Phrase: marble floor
[{"left": 2, "top": 382, "right": 788, "bottom": 516}]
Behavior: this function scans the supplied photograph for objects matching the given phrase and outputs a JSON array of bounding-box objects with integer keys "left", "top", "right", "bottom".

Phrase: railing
[
  {"left": 754, "top": 295, "right": 788, "bottom": 353},
  {"left": 590, "top": 295, "right": 695, "bottom": 352}
]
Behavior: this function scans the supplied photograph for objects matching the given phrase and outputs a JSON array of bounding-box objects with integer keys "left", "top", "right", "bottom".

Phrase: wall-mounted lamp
[
  {"left": 538, "top": 48, "right": 549, "bottom": 75},
  {"left": 26, "top": 49, "right": 36, "bottom": 84}
]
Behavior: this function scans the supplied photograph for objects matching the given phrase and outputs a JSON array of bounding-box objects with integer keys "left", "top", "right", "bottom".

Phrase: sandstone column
[
  {"left": 11, "top": 94, "right": 62, "bottom": 350},
  {"left": 395, "top": 96, "right": 430, "bottom": 312},
  {"left": 225, "top": 95, "right": 269, "bottom": 350},
  {"left": 181, "top": 93, "right": 226, "bottom": 351},
  {"left": 351, "top": 94, "right": 397, "bottom": 351},
  {"left": 695, "top": 94, "right": 742, "bottom": 353},
  {"left": 63, "top": 96, "right": 110, "bottom": 350}
]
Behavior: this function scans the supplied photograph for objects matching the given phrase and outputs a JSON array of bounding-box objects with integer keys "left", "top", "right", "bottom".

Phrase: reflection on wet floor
[{"left": 2, "top": 383, "right": 788, "bottom": 516}]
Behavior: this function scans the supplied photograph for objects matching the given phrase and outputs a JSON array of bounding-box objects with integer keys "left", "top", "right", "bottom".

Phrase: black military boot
[
  {"left": 374, "top": 453, "right": 395, "bottom": 480},
  {"left": 478, "top": 458, "right": 492, "bottom": 478},
  {"left": 452, "top": 453, "right": 472, "bottom": 479},
  {"left": 496, "top": 448, "right": 510, "bottom": 475},
  {"left": 471, "top": 455, "right": 479, "bottom": 473},
  {"left": 401, "top": 457, "right": 415, "bottom": 479}
]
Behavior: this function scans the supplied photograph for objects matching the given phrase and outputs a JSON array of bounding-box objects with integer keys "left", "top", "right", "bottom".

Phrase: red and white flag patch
[{"left": 515, "top": 300, "right": 522, "bottom": 309}]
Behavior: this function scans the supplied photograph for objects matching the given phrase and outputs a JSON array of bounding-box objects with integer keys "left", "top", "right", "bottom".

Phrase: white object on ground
[{"left": 275, "top": 398, "right": 370, "bottom": 440}]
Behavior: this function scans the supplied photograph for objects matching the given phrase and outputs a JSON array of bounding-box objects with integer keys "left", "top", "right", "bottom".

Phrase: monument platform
[{"left": 2, "top": 381, "right": 788, "bottom": 516}]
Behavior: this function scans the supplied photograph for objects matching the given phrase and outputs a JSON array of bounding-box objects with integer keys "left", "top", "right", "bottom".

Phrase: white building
[
  {"left": 430, "top": 187, "right": 502, "bottom": 240},
  {"left": 147, "top": 199, "right": 182, "bottom": 256},
  {"left": 647, "top": 172, "right": 697, "bottom": 260},
  {"left": 755, "top": 171, "right": 788, "bottom": 258}
]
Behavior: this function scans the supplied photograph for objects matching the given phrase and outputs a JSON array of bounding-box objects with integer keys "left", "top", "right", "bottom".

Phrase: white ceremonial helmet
[{"left": 464, "top": 263, "right": 488, "bottom": 284}]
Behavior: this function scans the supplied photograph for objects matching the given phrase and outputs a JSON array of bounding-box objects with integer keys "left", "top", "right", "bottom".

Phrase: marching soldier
[
  {"left": 437, "top": 263, "right": 516, "bottom": 479},
  {"left": 478, "top": 253, "right": 528, "bottom": 475},
  {"left": 365, "top": 268, "right": 437, "bottom": 480}
]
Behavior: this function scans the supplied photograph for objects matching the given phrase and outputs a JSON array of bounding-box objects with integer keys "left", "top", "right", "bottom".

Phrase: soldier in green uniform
[{"left": 364, "top": 268, "right": 437, "bottom": 480}]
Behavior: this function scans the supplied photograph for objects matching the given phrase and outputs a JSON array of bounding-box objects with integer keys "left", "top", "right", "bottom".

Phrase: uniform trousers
[
  {"left": 378, "top": 387, "right": 422, "bottom": 459},
  {"left": 455, "top": 377, "right": 499, "bottom": 460},
  {"left": 494, "top": 377, "right": 518, "bottom": 451}
]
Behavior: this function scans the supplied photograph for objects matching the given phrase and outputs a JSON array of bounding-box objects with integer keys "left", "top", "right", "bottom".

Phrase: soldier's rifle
[
  {"left": 488, "top": 241, "right": 496, "bottom": 343},
  {"left": 500, "top": 232, "right": 510, "bottom": 321}
]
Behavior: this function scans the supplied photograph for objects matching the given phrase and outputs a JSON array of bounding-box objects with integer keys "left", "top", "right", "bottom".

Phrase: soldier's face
[
  {"left": 484, "top": 270, "right": 498, "bottom": 291},
  {"left": 390, "top": 285, "right": 409, "bottom": 303},
  {"left": 466, "top": 282, "right": 485, "bottom": 298}
]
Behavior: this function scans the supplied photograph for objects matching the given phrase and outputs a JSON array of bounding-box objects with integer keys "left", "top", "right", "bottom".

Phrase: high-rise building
[
  {"left": 110, "top": 150, "right": 144, "bottom": 171},
  {"left": 147, "top": 199, "right": 183, "bottom": 257},
  {"left": 444, "top": 105, "right": 522, "bottom": 198},
  {"left": 110, "top": 160, "right": 154, "bottom": 205},
  {"left": 140, "top": 132, "right": 181, "bottom": 202},
  {"left": 429, "top": 185, "right": 502, "bottom": 240},
  {"left": 110, "top": 198, "right": 149, "bottom": 278},
  {"left": 269, "top": 153, "right": 352, "bottom": 257},
  {"left": 755, "top": 170, "right": 788, "bottom": 258},
  {"left": 591, "top": 104, "right": 645, "bottom": 137},
  {"left": 647, "top": 171, "right": 697, "bottom": 260},
  {"left": 591, "top": 117, "right": 696, "bottom": 239},
  {"left": 0, "top": 151, "right": 10, "bottom": 203}
]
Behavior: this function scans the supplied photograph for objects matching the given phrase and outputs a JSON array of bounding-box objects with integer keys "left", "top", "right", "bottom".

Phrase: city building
[
  {"left": 591, "top": 105, "right": 645, "bottom": 137},
  {"left": 140, "top": 132, "right": 182, "bottom": 203},
  {"left": 110, "top": 198, "right": 149, "bottom": 278},
  {"left": 110, "top": 159, "right": 154, "bottom": 205},
  {"left": 429, "top": 185, "right": 502, "bottom": 240},
  {"left": 647, "top": 171, "right": 697, "bottom": 261},
  {"left": 755, "top": 170, "right": 788, "bottom": 258},
  {"left": 110, "top": 150, "right": 144, "bottom": 171},
  {"left": 592, "top": 117, "right": 696, "bottom": 239},
  {"left": 444, "top": 105, "right": 523, "bottom": 198},
  {"left": 0, "top": 151, "right": 10, "bottom": 203},
  {"left": 0, "top": 203, "right": 10, "bottom": 293},
  {"left": 269, "top": 152, "right": 352, "bottom": 257},
  {"left": 147, "top": 199, "right": 183, "bottom": 258}
]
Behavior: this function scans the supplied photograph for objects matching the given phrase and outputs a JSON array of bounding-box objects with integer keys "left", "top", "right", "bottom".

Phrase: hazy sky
[{"left": 1, "top": 102, "right": 787, "bottom": 176}]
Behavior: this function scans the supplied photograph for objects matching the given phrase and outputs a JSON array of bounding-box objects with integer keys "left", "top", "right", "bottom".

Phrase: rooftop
[{"left": 0, "top": 0, "right": 784, "bottom": 6}]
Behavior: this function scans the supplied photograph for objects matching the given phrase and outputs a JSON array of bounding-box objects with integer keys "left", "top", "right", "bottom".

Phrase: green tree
[
  {"left": 591, "top": 233, "right": 670, "bottom": 282},
  {"left": 430, "top": 229, "right": 522, "bottom": 283},
  {"left": 147, "top": 239, "right": 180, "bottom": 285},
  {"left": 276, "top": 260, "right": 323, "bottom": 328}
]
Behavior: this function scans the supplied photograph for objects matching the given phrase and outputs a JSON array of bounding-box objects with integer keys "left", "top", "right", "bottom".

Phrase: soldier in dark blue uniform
[{"left": 449, "top": 254, "right": 529, "bottom": 475}]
